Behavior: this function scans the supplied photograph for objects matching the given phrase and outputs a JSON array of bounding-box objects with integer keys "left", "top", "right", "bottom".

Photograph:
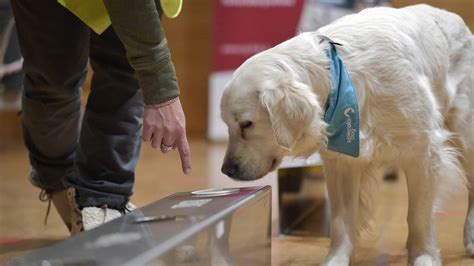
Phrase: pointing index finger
[{"left": 176, "top": 133, "right": 191, "bottom": 174}]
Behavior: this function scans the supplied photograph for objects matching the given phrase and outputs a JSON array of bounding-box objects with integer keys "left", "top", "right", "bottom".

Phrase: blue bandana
[{"left": 321, "top": 37, "right": 360, "bottom": 157}]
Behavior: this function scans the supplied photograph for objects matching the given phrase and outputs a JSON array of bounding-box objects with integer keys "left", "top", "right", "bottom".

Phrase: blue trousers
[{"left": 12, "top": 0, "right": 144, "bottom": 209}]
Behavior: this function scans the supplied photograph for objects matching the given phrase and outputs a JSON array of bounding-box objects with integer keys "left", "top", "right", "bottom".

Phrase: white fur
[{"left": 220, "top": 4, "right": 473, "bottom": 265}]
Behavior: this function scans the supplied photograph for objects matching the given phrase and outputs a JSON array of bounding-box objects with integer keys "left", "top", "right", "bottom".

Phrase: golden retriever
[{"left": 220, "top": 5, "right": 473, "bottom": 266}]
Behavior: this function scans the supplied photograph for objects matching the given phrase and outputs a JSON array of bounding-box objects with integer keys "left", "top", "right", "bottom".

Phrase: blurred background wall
[{"left": 0, "top": 0, "right": 472, "bottom": 149}]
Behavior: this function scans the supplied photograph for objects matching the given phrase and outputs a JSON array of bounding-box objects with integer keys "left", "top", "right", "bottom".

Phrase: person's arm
[
  {"left": 103, "top": 0, "right": 178, "bottom": 105},
  {"left": 103, "top": 0, "right": 191, "bottom": 175}
]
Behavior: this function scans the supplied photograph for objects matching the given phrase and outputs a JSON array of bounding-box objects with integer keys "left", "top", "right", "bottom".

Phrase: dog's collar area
[
  {"left": 318, "top": 35, "right": 337, "bottom": 112},
  {"left": 321, "top": 35, "right": 360, "bottom": 158},
  {"left": 318, "top": 35, "right": 343, "bottom": 47}
]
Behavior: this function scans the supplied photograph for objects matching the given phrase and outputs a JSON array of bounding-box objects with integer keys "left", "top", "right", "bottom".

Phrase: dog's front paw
[
  {"left": 410, "top": 254, "right": 441, "bottom": 266},
  {"left": 321, "top": 255, "right": 349, "bottom": 266}
]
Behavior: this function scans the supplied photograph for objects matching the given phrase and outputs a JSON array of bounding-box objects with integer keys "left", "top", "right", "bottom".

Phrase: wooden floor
[{"left": 0, "top": 140, "right": 473, "bottom": 265}]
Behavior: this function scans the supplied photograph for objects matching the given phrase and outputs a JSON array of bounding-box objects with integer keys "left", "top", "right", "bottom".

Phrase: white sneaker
[
  {"left": 67, "top": 187, "right": 136, "bottom": 235},
  {"left": 81, "top": 202, "right": 136, "bottom": 231}
]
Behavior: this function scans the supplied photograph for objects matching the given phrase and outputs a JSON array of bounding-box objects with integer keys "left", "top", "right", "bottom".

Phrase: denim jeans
[
  {"left": 11, "top": 0, "right": 144, "bottom": 209},
  {"left": 0, "top": 0, "right": 23, "bottom": 91}
]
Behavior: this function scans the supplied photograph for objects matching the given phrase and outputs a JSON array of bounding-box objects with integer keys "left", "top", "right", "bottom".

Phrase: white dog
[{"left": 220, "top": 4, "right": 473, "bottom": 266}]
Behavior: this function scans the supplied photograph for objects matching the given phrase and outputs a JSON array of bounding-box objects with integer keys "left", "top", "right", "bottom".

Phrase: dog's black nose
[{"left": 221, "top": 161, "right": 238, "bottom": 177}]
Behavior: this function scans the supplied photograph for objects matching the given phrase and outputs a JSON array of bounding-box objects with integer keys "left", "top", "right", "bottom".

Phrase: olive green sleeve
[{"left": 103, "top": 0, "right": 179, "bottom": 105}]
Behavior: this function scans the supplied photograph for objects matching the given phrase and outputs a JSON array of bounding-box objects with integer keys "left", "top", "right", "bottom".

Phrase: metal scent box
[{"left": 9, "top": 186, "right": 272, "bottom": 266}]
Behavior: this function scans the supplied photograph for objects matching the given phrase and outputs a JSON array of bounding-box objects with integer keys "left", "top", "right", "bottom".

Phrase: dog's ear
[{"left": 260, "top": 76, "right": 318, "bottom": 150}]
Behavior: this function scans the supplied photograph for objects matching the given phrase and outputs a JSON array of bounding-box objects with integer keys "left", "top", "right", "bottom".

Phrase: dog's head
[{"left": 220, "top": 49, "right": 328, "bottom": 181}]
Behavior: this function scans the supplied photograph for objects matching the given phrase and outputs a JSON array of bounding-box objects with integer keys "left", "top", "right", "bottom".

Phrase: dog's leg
[
  {"left": 462, "top": 142, "right": 474, "bottom": 256},
  {"left": 404, "top": 162, "right": 441, "bottom": 266},
  {"left": 442, "top": 75, "right": 473, "bottom": 255},
  {"left": 459, "top": 78, "right": 474, "bottom": 256},
  {"left": 403, "top": 108, "right": 466, "bottom": 265},
  {"left": 322, "top": 159, "right": 367, "bottom": 266},
  {"left": 442, "top": 33, "right": 473, "bottom": 257}
]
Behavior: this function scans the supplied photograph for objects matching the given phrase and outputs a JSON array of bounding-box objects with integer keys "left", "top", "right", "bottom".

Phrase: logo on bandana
[
  {"left": 344, "top": 108, "right": 356, "bottom": 144},
  {"left": 344, "top": 108, "right": 354, "bottom": 118}
]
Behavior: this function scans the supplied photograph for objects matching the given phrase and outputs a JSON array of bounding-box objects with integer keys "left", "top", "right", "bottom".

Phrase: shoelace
[
  {"left": 100, "top": 205, "right": 108, "bottom": 225},
  {"left": 99, "top": 204, "right": 132, "bottom": 224},
  {"left": 124, "top": 204, "right": 134, "bottom": 214},
  {"left": 39, "top": 189, "right": 52, "bottom": 225}
]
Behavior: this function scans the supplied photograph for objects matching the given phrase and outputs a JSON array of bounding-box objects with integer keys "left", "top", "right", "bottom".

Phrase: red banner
[{"left": 213, "top": 0, "right": 305, "bottom": 72}]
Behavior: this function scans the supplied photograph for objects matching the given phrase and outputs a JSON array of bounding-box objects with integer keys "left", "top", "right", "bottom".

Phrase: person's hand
[{"left": 143, "top": 98, "right": 191, "bottom": 174}]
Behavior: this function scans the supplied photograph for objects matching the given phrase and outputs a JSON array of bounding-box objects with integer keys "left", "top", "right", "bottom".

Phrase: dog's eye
[
  {"left": 239, "top": 121, "right": 253, "bottom": 129},
  {"left": 239, "top": 121, "right": 253, "bottom": 140}
]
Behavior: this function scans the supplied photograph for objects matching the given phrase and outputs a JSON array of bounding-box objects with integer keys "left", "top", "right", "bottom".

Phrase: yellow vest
[{"left": 58, "top": 0, "right": 183, "bottom": 35}]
